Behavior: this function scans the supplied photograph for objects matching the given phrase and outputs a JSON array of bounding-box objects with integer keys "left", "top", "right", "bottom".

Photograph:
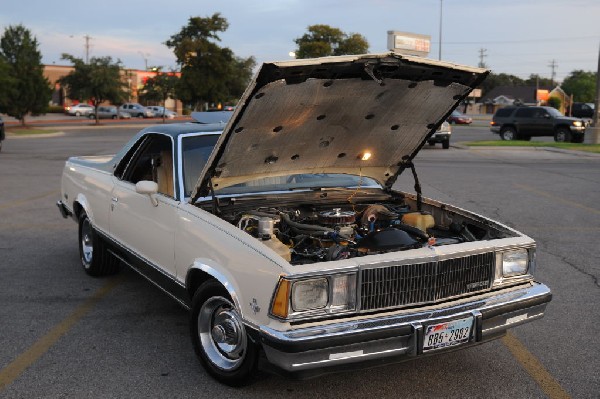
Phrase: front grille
[{"left": 360, "top": 252, "right": 495, "bottom": 311}]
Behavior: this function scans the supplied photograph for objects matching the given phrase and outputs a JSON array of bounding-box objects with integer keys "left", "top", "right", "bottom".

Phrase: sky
[{"left": 1, "top": 0, "right": 599, "bottom": 82}]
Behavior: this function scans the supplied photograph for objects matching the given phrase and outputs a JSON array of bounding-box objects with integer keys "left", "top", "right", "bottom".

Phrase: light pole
[{"left": 438, "top": 0, "right": 443, "bottom": 60}]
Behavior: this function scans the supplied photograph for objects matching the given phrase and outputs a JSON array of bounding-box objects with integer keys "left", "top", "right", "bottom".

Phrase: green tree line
[{"left": 0, "top": 18, "right": 596, "bottom": 126}]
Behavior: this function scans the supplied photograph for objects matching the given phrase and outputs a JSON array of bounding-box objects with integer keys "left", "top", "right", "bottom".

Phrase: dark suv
[{"left": 490, "top": 106, "right": 586, "bottom": 143}]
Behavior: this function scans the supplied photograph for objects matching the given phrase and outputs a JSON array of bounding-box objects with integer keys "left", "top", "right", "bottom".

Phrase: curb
[{"left": 457, "top": 144, "right": 600, "bottom": 158}]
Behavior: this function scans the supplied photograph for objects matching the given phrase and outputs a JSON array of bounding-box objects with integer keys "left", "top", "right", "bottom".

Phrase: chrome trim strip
[{"left": 260, "top": 282, "right": 550, "bottom": 345}]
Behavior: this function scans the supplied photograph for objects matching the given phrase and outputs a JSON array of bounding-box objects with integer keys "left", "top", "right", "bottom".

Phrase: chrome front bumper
[{"left": 258, "top": 282, "right": 551, "bottom": 378}]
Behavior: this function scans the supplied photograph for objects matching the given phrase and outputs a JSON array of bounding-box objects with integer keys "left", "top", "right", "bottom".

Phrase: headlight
[
  {"left": 573, "top": 121, "right": 582, "bottom": 127},
  {"left": 291, "top": 278, "right": 328, "bottom": 311},
  {"left": 270, "top": 273, "right": 357, "bottom": 320},
  {"left": 502, "top": 249, "right": 529, "bottom": 276}
]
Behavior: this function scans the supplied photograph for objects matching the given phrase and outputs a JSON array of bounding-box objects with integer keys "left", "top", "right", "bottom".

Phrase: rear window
[{"left": 494, "top": 108, "right": 513, "bottom": 118}]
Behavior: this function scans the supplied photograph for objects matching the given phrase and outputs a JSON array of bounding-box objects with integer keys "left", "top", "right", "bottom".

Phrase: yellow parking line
[
  {"left": 514, "top": 183, "right": 600, "bottom": 215},
  {"left": 0, "top": 277, "right": 122, "bottom": 392},
  {"left": 0, "top": 190, "right": 60, "bottom": 211},
  {"left": 502, "top": 332, "right": 571, "bottom": 399}
]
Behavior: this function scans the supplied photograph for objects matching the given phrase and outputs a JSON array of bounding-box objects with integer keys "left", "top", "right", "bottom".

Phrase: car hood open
[{"left": 192, "top": 52, "right": 487, "bottom": 200}]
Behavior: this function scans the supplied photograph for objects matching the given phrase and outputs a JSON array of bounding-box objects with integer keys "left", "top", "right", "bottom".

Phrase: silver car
[
  {"left": 119, "top": 103, "right": 154, "bottom": 118},
  {"left": 88, "top": 106, "right": 131, "bottom": 120},
  {"left": 65, "top": 103, "right": 94, "bottom": 116}
]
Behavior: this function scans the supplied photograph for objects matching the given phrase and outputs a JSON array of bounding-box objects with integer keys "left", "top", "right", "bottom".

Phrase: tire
[
  {"left": 88, "top": 114, "right": 95, "bottom": 120},
  {"left": 554, "top": 128, "right": 572, "bottom": 143},
  {"left": 571, "top": 134, "right": 584, "bottom": 143},
  {"left": 500, "top": 126, "right": 517, "bottom": 141},
  {"left": 137, "top": 113, "right": 144, "bottom": 119},
  {"left": 75, "top": 111, "right": 81, "bottom": 117},
  {"left": 78, "top": 212, "right": 119, "bottom": 276},
  {"left": 190, "top": 280, "right": 257, "bottom": 386},
  {"left": 428, "top": 141, "right": 435, "bottom": 146},
  {"left": 112, "top": 115, "right": 117, "bottom": 120},
  {"left": 442, "top": 139, "right": 450, "bottom": 149}
]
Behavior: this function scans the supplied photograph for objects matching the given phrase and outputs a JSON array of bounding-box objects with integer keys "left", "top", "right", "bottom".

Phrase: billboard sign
[{"left": 387, "top": 31, "right": 431, "bottom": 57}]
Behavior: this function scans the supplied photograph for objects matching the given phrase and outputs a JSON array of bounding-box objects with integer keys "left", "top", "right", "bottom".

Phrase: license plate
[{"left": 423, "top": 317, "right": 473, "bottom": 352}]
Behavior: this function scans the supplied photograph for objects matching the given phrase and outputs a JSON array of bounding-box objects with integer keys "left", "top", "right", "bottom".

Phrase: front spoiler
[{"left": 258, "top": 282, "right": 551, "bottom": 379}]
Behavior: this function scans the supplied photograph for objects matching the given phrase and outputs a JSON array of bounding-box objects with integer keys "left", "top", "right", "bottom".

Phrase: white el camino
[{"left": 57, "top": 53, "right": 551, "bottom": 386}]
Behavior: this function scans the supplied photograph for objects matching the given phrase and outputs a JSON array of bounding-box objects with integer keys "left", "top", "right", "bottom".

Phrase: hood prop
[
  {"left": 408, "top": 161, "right": 423, "bottom": 212},
  {"left": 208, "top": 176, "right": 220, "bottom": 215}
]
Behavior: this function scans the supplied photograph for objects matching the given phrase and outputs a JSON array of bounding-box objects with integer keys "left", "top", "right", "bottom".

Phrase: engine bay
[{"left": 206, "top": 194, "right": 515, "bottom": 265}]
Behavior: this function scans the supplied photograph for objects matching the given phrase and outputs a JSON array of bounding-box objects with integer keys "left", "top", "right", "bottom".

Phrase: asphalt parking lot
[{"left": 0, "top": 125, "right": 598, "bottom": 398}]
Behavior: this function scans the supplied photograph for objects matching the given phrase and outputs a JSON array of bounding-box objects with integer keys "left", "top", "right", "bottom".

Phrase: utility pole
[
  {"left": 586, "top": 43, "right": 600, "bottom": 143},
  {"left": 548, "top": 59, "right": 558, "bottom": 86},
  {"left": 438, "top": 0, "right": 443, "bottom": 60},
  {"left": 478, "top": 48, "right": 487, "bottom": 68},
  {"left": 84, "top": 35, "right": 92, "bottom": 64}
]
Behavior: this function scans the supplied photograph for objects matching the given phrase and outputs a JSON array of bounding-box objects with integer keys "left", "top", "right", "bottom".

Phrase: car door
[
  {"left": 513, "top": 107, "right": 536, "bottom": 136},
  {"left": 109, "top": 133, "right": 179, "bottom": 277}
]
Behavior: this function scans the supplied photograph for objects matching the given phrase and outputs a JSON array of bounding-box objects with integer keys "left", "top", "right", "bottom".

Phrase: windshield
[
  {"left": 214, "top": 173, "right": 381, "bottom": 195},
  {"left": 546, "top": 107, "right": 563, "bottom": 117}
]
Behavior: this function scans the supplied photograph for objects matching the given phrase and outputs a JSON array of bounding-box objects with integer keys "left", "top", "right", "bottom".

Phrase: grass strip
[{"left": 464, "top": 141, "right": 600, "bottom": 153}]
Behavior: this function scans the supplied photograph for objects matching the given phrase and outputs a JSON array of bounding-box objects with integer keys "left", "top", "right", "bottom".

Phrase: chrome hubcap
[
  {"left": 198, "top": 297, "right": 246, "bottom": 371},
  {"left": 81, "top": 219, "right": 93, "bottom": 266}
]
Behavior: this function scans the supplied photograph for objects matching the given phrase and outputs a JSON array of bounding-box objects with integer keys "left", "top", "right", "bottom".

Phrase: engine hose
[
  {"left": 280, "top": 213, "right": 334, "bottom": 233},
  {"left": 394, "top": 223, "right": 429, "bottom": 241}
]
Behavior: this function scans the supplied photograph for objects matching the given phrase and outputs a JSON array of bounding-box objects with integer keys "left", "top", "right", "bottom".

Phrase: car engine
[{"left": 219, "top": 201, "right": 499, "bottom": 265}]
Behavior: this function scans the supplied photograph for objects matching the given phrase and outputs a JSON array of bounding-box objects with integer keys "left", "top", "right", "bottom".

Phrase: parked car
[
  {"left": 490, "top": 106, "right": 586, "bottom": 142},
  {"left": 65, "top": 103, "right": 94, "bottom": 116},
  {"left": 0, "top": 115, "right": 5, "bottom": 152},
  {"left": 427, "top": 121, "right": 451, "bottom": 149},
  {"left": 57, "top": 53, "right": 551, "bottom": 386},
  {"left": 447, "top": 110, "right": 472, "bottom": 124},
  {"left": 119, "top": 103, "right": 154, "bottom": 118},
  {"left": 147, "top": 106, "right": 177, "bottom": 119},
  {"left": 569, "top": 102, "right": 594, "bottom": 120},
  {"left": 88, "top": 106, "right": 131, "bottom": 120}
]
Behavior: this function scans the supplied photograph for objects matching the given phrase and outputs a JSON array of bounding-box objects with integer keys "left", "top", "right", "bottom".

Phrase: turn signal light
[{"left": 270, "top": 279, "right": 291, "bottom": 318}]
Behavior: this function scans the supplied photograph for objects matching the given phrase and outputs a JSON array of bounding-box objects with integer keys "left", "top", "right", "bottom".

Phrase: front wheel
[
  {"left": 78, "top": 212, "right": 119, "bottom": 276},
  {"left": 191, "top": 280, "right": 257, "bottom": 386},
  {"left": 571, "top": 134, "right": 584, "bottom": 143},
  {"left": 554, "top": 128, "right": 572, "bottom": 143}
]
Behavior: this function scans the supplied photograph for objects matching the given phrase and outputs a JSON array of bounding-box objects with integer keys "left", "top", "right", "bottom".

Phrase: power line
[
  {"left": 430, "top": 35, "right": 598, "bottom": 45},
  {"left": 548, "top": 59, "right": 558, "bottom": 86},
  {"left": 478, "top": 48, "right": 487, "bottom": 68}
]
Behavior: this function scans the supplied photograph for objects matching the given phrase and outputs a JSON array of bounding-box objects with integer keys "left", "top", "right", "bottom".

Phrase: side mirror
[{"left": 136, "top": 180, "right": 159, "bottom": 207}]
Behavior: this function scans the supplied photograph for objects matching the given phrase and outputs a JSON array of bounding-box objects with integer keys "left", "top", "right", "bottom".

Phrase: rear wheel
[
  {"left": 442, "top": 139, "right": 450, "bottom": 149},
  {"left": 191, "top": 280, "right": 257, "bottom": 386},
  {"left": 88, "top": 114, "right": 95, "bottom": 120},
  {"left": 78, "top": 212, "right": 119, "bottom": 276},
  {"left": 554, "top": 128, "right": 572, "bottom": 143},
  {"left": 112, "top": 115, "right": 117, "bottom": 120},
  {"left": 500, "top": 127, "right": 517, "bottom": 141}
]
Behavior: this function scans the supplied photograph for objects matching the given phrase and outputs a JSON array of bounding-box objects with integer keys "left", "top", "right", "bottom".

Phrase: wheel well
[
  {"left": 73, "top": 201, "right": 83, "bottom": 219},
  {"left": 501, "top": 124, "right": 517, "bottom": 132},
  {"left": 554, "top": 124, "right": 570, "bottom": 132},
  {"left": 186, "top": 268, "right": 217, "bottom": 301}
]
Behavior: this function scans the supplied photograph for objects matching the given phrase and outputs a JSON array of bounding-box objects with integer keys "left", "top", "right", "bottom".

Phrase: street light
[{"left": 438, "top": 0, "right": 443, "bottom": 60}]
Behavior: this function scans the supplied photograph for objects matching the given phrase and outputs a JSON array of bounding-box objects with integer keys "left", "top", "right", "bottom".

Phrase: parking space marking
[
  {"left": 0, "top": 190, "right": 60, "bottom": 211},
  {"left": 514, "top": 184, "right": 600, "bottom": 215},
  {"left": 502, "top": 332, "right": 571, "bottom": 399},
  {"left": 0, "top": 277, "right": 122, "bottom": 392}
]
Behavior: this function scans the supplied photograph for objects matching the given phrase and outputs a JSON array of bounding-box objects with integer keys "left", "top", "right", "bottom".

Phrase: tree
[
  {"left": 165, "top": 14, "right": 256, "bottom": 110},
  {"left": 0, "top": 25, "right": 51, "bottom": 126},
  {"left": 547, "top": 96, "right": 561, "bottom": 110},
  {"left": 524, "top": 74, "right": 554, "bottom": 88},
  {"left": 561, "top": 70, "right": 596, "bottom": 103},
  {"left": 59, "top": 54, "right": 128, "bottom": 125},
  {"left": 140, "top": 68, "right": 179, "bottom": 122},
  {"left": 479, "top": 72, "right": 525, "bottom": 96},
  {"left": 294, "top": 24, "right": 369, "bottom": 59}
]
